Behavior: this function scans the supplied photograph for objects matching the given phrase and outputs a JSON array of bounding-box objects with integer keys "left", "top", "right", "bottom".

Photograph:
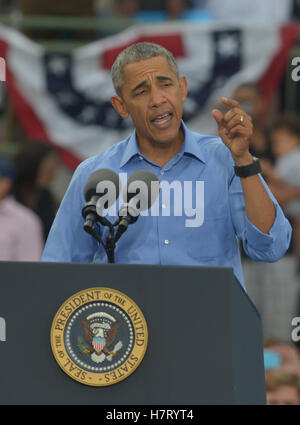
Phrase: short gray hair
[{"left": 111, "top": 42, "right": 179, "bottom": 96}]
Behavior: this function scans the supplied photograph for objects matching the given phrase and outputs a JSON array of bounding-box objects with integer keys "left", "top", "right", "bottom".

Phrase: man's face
[
  {"left": 267, "top": 385, "right": 300, "bottom": 405},
  {"left": 111, "top": 55, "right": 188, "bottom": 148},
  {"left": 0, "top": 177, "right": 12, "bottom": 201}
]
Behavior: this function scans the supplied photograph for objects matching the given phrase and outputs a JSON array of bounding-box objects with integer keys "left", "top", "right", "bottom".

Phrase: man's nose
[{"left": 149, "top": 87, "right": 166, "bottom": 108}]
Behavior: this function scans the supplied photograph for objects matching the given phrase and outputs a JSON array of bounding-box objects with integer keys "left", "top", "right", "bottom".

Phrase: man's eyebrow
[
  {"left": 132, "top": 80, "right": 148, "bottom": 93},
  {"left": 132, "top": 76, "right": 174, "bottom": 93},
  {"left": 156, "top": 76, "right": 173, "bottom": 82}
]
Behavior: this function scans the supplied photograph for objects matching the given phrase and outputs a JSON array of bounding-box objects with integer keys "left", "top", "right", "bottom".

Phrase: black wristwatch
[{"left": 234, "top": 157, "right": 261, "bottom": 178}]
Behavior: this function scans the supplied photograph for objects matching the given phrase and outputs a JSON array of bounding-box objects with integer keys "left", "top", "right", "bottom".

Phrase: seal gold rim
[{"left": 50, "top": 287, "right": 148, "bottom": 387}]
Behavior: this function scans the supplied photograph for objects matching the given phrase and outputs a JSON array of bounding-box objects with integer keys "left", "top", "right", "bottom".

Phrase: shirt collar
[
  {"left": 120, "top": 121, "right": 207, "bottom": 168},
  {"left": 120, "top": 130, "right": 140, "bottom": 168},
  {"left": 180, "top": 121, "right": 207, "bottom": 164}
]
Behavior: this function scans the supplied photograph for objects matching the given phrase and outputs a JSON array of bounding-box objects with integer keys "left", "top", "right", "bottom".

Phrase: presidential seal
[{"left": 50, "top": 287, "right": 148, "bottom": 386}]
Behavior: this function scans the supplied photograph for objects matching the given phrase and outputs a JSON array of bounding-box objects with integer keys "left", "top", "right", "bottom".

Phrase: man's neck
[{"left": 137, "top": 130, "right": 185, "bottom": 168}]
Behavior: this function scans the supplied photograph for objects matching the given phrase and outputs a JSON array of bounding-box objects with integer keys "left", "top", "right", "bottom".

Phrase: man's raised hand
[{"left": 212, "top": 97, "right": 253, "bottom": 164}]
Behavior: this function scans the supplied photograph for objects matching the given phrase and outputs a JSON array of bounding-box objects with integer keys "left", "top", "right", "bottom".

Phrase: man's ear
[
  {"left": 179, "top": 76, "right": 188, "bottom": 103},
  {"left": 111, "top": 95, "right": 130, "bottom": 119}
]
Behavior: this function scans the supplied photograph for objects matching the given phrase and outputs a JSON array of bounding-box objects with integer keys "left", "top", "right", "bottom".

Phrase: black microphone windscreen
[
  {"left": 83, "top": 168, "right": 120, "bottom": 202},
  {"left": 123, "top": 170, "right": 160, "bottom": 211}
]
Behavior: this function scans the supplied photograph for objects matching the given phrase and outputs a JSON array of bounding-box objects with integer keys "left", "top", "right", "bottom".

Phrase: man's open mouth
[{"left": 151, "top": 112, "right": 173, "bottom": 127}]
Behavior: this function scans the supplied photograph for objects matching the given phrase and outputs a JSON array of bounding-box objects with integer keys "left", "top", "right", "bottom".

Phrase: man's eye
[{"left": 137, "top": 90, "right": 146, "bottom": 95}]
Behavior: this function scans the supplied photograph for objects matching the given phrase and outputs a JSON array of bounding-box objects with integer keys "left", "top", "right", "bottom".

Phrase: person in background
[
  {"left": 239, "top": 108, "right": 299, "bottom": 344},
  {"left": 0, "top": 157, "right": 43, "bottom": 261},
  {"left": 231, "top": 90, "right": 300, "bottom": 216},
  {"left": 267, "top": 118, "right": 300, "bottom": 274},
  {"left": 269, "top": 118, "right": 300, "bottom": 207},
  {"left": 13, "top": 142, "right": 59, "bottom": 241},
  {"left": 264, "top": 339, "right": 300, "bottom": 378},
  {"left": 266, "top": 370, "right": 300, "bottom": 405}
]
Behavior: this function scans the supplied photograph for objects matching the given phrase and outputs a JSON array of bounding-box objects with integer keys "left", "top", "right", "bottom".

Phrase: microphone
[
  {"left": 115, "top": 170, "right": 160, "bottom": 242},
  {"left": 82, "top": 168, "right": 120, "bottom": 232}
]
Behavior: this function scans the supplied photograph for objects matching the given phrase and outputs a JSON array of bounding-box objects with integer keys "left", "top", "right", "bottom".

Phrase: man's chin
[
  {"left": 136, "top": 120, "right": 183, "bottom": 147},
  {"left": 150, "top": 122, "right": 183, "bottom": 144}
]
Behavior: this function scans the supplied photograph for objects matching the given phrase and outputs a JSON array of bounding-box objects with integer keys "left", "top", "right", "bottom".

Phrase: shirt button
[
  {"left": 160, "top": 170, "right": 165, "bottom": 175},
  {"left": 164, "top": 240, "right": 169, "bottom": 245},
  {"left": 139, "top": 156, "right": 143, "bottom": 161}
]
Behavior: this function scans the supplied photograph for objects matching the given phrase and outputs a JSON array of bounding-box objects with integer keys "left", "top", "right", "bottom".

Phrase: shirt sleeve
[
  {"left": 229, "top": 172, "right": 292, "bottom": 262},
  {"left": 41, "top": 161, "right": 98, "bottom": 263}
]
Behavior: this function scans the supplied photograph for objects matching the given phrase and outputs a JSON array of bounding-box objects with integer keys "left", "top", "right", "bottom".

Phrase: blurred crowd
[
  {"left": 0, "top": 0, "right": 300, "bottom": 405},
  {"left": 0, "top": 0, "right": 297, "bottom": 23},
  {"left": 97, "top": 0, "right": 298, "bottom": 23},
  {"left": 0, "top": 143, "right": 59, "bottom": 260},
  {"left": 230, "top": 82, "right": 300, "bottom": 405}
]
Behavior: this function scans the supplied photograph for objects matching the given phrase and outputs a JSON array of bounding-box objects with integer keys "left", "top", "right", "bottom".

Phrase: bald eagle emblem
[{"left": 78, "top": 312, "right": 123, "bottom": 364}]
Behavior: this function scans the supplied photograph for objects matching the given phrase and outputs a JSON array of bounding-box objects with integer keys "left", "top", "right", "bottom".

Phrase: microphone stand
[
  {"left": 102, "top": 222, "right": 116, "bottom": 264},
  {"left": 85, "top": 219, "right": 116, "bottom": 264},
  {"left": 82, "top": 202, "right": 117, "bottom": 264},
  {"left": 83, "top": 204, "right": 139, "bottom": 264}
]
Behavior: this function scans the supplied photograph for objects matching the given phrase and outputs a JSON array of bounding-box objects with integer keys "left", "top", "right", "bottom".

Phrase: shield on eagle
[{"left": 92, "top": 337, "right": 106, "bottom": 354}]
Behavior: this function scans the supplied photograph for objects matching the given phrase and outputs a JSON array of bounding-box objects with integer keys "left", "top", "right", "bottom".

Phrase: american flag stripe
[{"left": 93, "top": 340, "right": 105, "bottom": 354}]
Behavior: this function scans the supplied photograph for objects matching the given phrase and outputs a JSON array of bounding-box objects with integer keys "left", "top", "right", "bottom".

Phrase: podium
[{"left": 0, "top": 262, "right": 266, "bottom": 405}]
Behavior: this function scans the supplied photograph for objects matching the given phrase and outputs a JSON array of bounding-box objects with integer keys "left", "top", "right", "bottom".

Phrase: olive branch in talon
[{"left": 77, "top": 336, "right": 91, "bottom": 355}]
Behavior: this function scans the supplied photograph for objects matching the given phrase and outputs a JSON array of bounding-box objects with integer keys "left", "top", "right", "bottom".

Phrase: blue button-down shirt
[{"left": 42, "top": 123, "right": 292, "bottom": 288}]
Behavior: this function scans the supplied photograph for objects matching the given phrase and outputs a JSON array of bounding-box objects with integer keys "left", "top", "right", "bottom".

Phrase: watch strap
[{"left": 234, "top": 158, "right": 261, "bottom": 178}]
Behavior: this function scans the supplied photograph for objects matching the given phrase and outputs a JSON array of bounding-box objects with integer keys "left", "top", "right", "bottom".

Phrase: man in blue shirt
[{"left": 42, "top": 42, "right": 292, "bottom": 289}]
